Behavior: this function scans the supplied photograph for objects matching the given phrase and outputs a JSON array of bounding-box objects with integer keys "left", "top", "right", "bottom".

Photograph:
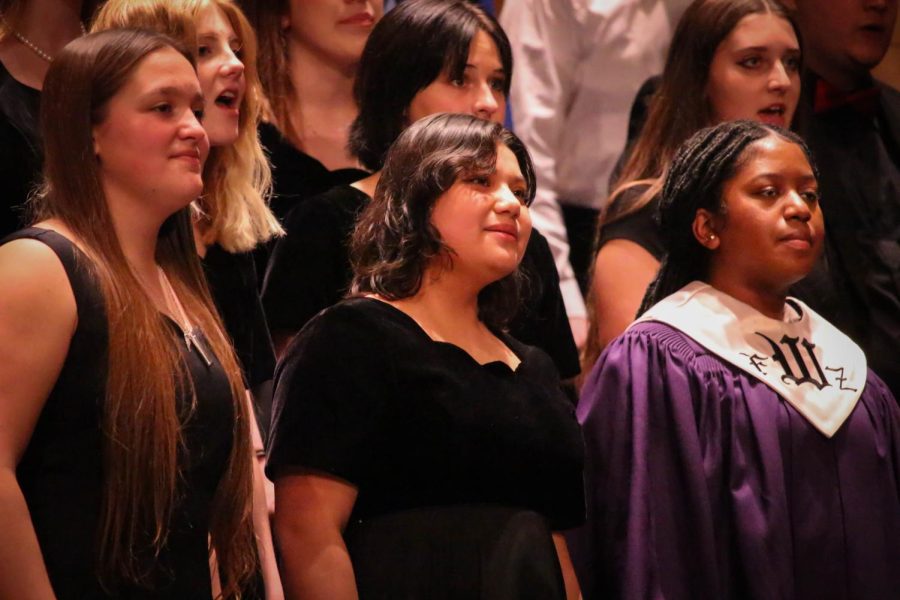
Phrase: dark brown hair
[
  {"left": 238, "top": 0, "right": 293, "bottom": 136},
  {"left": 602, "top": 0, "right": 795, "bottom": 226},
  {"left": 33, "top": 29, "right": 256, "bottom": 597},
  {"left": 350, "top": 113, "right": 535, "bottom": 329},
  {"left": 348, "top": 0, "right": 512, "bottom": 171}
]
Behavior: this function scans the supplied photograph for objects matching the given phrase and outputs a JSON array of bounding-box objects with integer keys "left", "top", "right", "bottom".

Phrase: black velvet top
[
  {"left": 261, "top": 185, "right": 581, "bottom": 379},
  {"left": 258, "top": 122, "right": 369, "bottom": 223},
  {"left": 203, "top": 243, "right": 275, "bottom": 390},
  {"left": 266, "top": 297, "right": 585, "bottom": 530}
]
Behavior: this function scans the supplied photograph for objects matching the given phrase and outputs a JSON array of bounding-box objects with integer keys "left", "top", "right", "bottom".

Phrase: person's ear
[{"left": 693, "top": 208, "right": 721, "bottom": 250}]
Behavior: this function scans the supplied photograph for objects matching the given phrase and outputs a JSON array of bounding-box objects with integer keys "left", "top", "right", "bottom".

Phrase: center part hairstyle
[
  {"left": 32, "top": 29, "right": 256, "bottom": 596},
  {"left": 350, "top": 113, "right": 535, "bottom": 330},
  {"left": 603, "top": 0, "right": 795, "bottom": 226},
  {"left": 348, "top": 0, "right": 512, "bottom": 171},
  {"left": 92, "top": 0, "right": 282, "bottom": 253},
  {"left": 638, "top": 119, "right": 816, "bottom": 314}
]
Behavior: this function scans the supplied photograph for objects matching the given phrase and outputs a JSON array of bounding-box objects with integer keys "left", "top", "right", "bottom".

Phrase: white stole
[{"left": 634, "top": 282, "right": 867, "bottom": 437}]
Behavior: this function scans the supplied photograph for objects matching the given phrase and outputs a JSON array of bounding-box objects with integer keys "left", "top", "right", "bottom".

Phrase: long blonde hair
[
  {"left": 34, "top": 29, "right": 257, "bottom": 597},
  {"left": 92, "top": 0, "right": 283, "bottom": 253}
]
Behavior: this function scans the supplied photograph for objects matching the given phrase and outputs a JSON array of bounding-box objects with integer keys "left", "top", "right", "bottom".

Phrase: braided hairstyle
[{"left": 638, "top": 119, "right": 817, "bottom": 314}]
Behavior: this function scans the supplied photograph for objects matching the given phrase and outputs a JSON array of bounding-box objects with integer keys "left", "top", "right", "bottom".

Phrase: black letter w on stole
[{"left": 756, "top": 333, "right": 831, "bottom": 389}]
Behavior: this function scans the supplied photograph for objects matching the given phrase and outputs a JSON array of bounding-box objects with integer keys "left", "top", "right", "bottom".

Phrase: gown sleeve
[
  {"left": 265, "top": 304, "right": 389, "bottom": 485},
  {"left": 568, "top": 325, "right": 730, "bottom": 600}
]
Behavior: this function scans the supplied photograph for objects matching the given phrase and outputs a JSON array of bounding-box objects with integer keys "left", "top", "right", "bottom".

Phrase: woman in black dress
[
  {"left": 0, "top": 0, "right": 99, "bottom": 236},
  {"left": 261, "top": 0, "right": 580, "bottom": 381},
  {"left": 0, "top": 29, "right": 266, "bottom": 598},
  {"left": 240, "top": 0, "right": 380, "bottom": 219},
  {"left": 92, "top": 4, "right": 285, "bottom": 570},
  {"left": 267, "top": 113, "right": 585, "bottom": 599}
]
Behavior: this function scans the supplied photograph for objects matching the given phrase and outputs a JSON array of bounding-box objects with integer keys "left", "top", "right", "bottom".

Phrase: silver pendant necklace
[{"left": 158, "top": 267, "right": 213, "bottom": 367}]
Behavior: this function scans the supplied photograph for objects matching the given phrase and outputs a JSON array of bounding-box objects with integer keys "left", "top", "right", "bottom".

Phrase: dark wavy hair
[
  {"left": 639, "top": 119, "right": 817, "bottom": 314},
  {"left": 348, "top": 0, "right": 512, "bottom": 171},
  {"left": 350, "top": 113, "right": 535, "bottom": 329}
]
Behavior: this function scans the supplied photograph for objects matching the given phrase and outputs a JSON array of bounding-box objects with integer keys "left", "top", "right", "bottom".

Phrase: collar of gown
[{"left": 634, "top": 281, "right": 867, "bottom": 437}]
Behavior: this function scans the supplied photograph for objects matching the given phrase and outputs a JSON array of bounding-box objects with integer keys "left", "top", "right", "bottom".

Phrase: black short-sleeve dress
[
  {"left": 4, "top": 228, "right": 257, "bottom": 599},
  {"left": 267, "top": 298, "right": 585, "bottom": 598},
  {"left": 202, "top": 244, "right": 276, "bottom": 434}
]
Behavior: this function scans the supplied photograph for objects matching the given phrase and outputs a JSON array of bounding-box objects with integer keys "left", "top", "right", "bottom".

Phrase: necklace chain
[
  {"left": 157, "top": 267, "right": 213, "bottom": 367},
  {"left": 1, "top": 13, "right": 87, "bottom": 63}
]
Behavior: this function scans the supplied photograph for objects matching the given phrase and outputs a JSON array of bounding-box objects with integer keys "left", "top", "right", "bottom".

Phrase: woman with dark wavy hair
[{"left": 267, "top": 113, "right": 585, "bottom": 599}]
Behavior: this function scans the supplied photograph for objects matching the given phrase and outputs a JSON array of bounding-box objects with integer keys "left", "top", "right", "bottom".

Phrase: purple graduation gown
[{"left": 568, "top": 321, "right": 900, "bottom": 600}]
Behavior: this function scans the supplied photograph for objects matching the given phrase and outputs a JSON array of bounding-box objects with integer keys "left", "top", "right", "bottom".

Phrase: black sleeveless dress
[{"left": 5, "top": 228, "right": 245, "bottom": 599}]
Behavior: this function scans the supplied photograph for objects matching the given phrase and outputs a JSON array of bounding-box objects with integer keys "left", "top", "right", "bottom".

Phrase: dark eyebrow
[
  {"left": 142, "top": 86, "right": 204, "bottom": 105},
  {"left": 464, "top": 63, "right": 506, "bottom": 75},
  {"left": 749, "top": 172, "right": 817, "bottom": 184},
  {"left": 735, "top": 45, "right": 801, "bottom": 54}
]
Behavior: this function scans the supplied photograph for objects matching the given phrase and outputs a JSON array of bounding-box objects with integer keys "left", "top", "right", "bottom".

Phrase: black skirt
[{"left": 345, "top": 504, "right": 566, "bottom": 600}]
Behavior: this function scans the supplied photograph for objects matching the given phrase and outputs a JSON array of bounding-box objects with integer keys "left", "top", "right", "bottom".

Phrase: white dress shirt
[{"left": 501, "top": 0, "right": 689, "bottom": 319}]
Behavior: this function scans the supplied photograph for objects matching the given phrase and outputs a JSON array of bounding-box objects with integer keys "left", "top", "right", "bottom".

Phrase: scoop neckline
[{"left": 355, "top": 296, "right": 524, "bottom": 374}]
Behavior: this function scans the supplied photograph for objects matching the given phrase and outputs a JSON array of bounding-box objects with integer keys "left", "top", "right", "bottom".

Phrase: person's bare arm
[
  {"left": 274, "top": 472, "right": 358, "bottom": 600},
  {"left": 591, "top": 239, "right": 660, "bottom": 349},
  {"left": 553, "top": 532, "right": 581, "bottom": 600},
  {"left": 0, "top": 239, "right": 78, "bottom": 600}
]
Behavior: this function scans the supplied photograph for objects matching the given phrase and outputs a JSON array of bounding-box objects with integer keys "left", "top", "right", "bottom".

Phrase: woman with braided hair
[{"left": 569, "top": 120, "right": 900, "bottom": 599}]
